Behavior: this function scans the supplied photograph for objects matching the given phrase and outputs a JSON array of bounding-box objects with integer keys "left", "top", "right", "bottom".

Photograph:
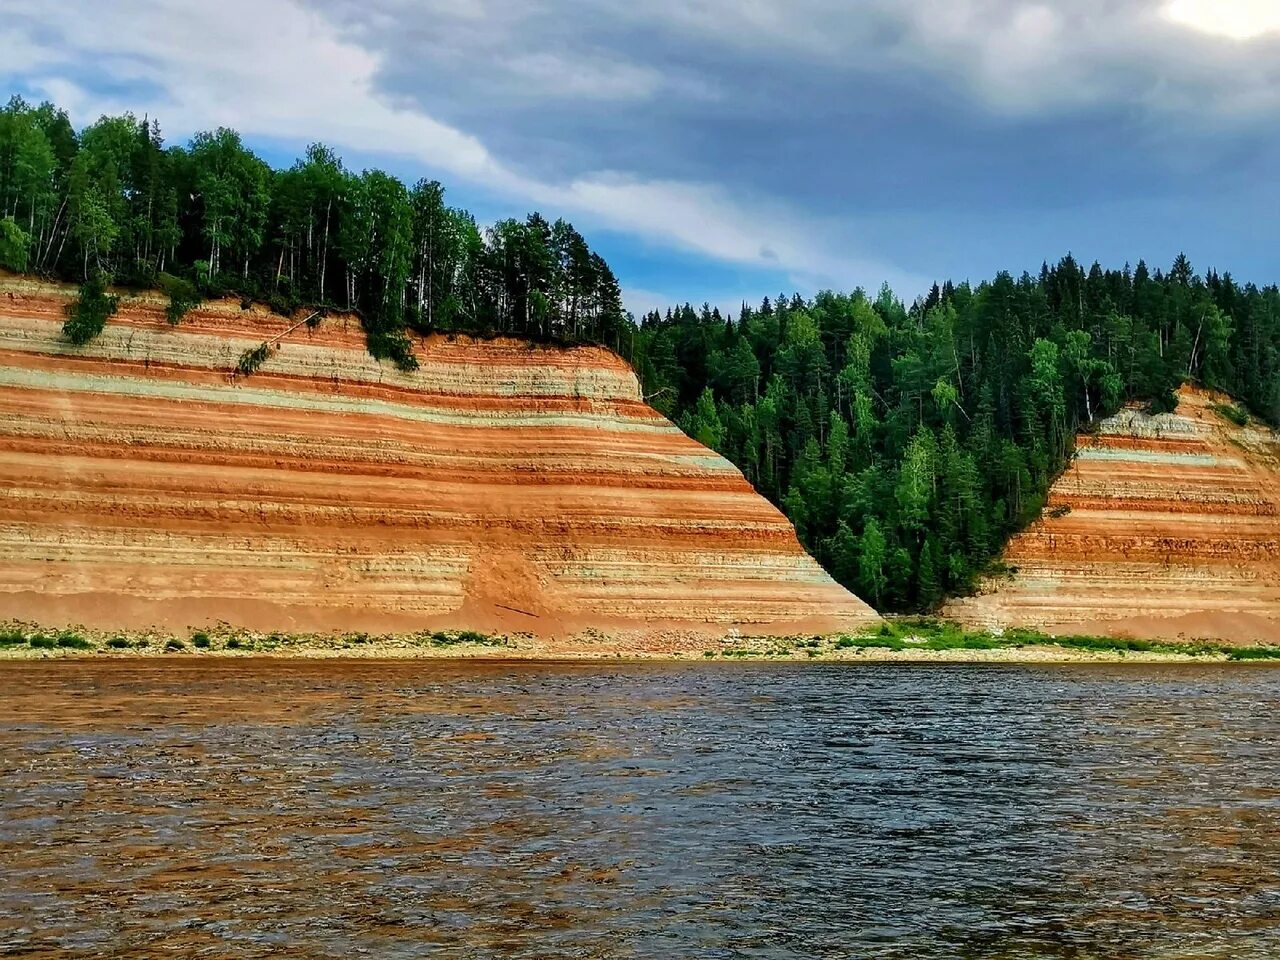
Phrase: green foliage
[
  {"left": 426, "top": 629, "right": 502, "bottom": 647},
  {"left": 28, "top": 635, "right": 57, "bottom": 649},
  {"left": 1211, "top": 403, "right": 1249, "bottom": 427},
  {"left": 62, "top": 274, "right": 119, "bottom": 344},
  {"left": 164, "top": 638, "right": 186, "bottom": 652},
  {"left": 366, "top": 326, "right": 419, "bottom": 372},
  {"left": 818, "top": 620, "right": 1273, "bottom": 659},
  {"left": 236, "top": 342, "right": 273, "bottom": 377},
  {"left": 0, "top": 95, "right": 629, "bottom": 361},
  {"left": 635, "top": 256, "right": 1280, "bottom": 613},
  {"left": 0, "top": 216, "right": 30, "bottom": 271},
  {"left": 107, "top": 637, "right": 132, "bottom": 649},
  {"left": 1227, "top": 647, "right": 1280, "bottom": 661},
  {"left": 190, "top": 630, "right": 211, "bottom": 649},
  {"left": 159, "top": 272, "right": 202, "bottom": 325}
]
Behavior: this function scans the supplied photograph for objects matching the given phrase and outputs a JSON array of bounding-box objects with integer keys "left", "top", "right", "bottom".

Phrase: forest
[
  {"left": 630, "top": 260, "right": 1280, "bottom": 611},
  {"left": 0, "top": 95, "right": 629, "bottom": 367},
  {"left": 2, "top": 95, "right": 1277, "bottom": 613}
]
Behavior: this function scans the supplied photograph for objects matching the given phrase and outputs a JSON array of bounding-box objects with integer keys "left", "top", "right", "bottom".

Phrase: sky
[{"left": 2, "top": 0, "right": 1278, "bottom": 316}]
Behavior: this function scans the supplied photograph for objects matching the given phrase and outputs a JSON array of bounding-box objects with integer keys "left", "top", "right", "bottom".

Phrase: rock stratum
[
  {"left": 0, "top": 278, "right": 876, "bottom": 644},
  {"left": 948, "top": 386, "right": 1280, "bottom": 644}
]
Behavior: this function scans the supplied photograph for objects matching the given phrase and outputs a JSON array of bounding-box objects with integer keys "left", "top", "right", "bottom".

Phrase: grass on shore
[
  {"left": 0, "top": 622, "right": 514, "bottom": 656},
  {"left": 709, "top": 618, "right": 1280, "bottom": 661},
  {"left": 3, "top": 618, "right": 1279, "bottom": 661}
]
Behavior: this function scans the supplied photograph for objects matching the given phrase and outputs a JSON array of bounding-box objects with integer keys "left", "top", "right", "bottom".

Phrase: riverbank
[{"left": 3, "top": 619, "right": 1278, "bottom": 664}]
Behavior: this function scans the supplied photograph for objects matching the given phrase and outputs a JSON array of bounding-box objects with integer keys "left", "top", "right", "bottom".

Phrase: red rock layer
[
  {"left": 947, "top": 386, "right": 1280, "bottom": 643},
  {"left": 0, "top": 279, "right": 877, "bottom": 638}
]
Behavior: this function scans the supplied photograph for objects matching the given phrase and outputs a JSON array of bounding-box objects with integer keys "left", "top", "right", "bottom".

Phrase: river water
[{"left": 1, "top": 660, "right": 1278, "bottom": 958}]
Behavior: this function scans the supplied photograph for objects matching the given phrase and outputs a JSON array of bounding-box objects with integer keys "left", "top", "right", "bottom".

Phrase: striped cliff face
[
  {"left": 947, "top": 386, "right": 1280, "bottom": 643},
  {"left": 0, "top": 279, "right": 877, "bottom": 640}
]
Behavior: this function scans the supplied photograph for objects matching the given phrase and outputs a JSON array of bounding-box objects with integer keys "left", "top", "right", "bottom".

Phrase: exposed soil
[
  {"left": 948, "top": 386, "right": 1280, "bottom": 643},
  {"left": 0, "top": 280, "right": 878, "bottom": 642}
]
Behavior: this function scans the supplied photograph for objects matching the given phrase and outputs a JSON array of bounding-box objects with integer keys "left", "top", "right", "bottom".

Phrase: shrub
[
  {"left": 0, "top": 628, "right": 26, "bottom": 647},
  {"left": 225, "top": 637, "right": 243, "bottom": 650},
  {"left": 190, "top": 631, "right": 211, "bottom": 649},
  {"left": 159, "top": 273, "right": 203, "bottom": 325},
  {"left": 63, "top": 274, "right": 120, "bottom": 345},
  {"left": 0, "top": 216, "right": 30, "bottom": 271},
  {"left": 1146, "top": 390, "right": 1180, "bottom": 415},
  {"left": 237, "top": 342, "right": 273, "bottom": 376},
  {"left": 429, "top": 629, "right": 503, "bottom": 647},
  {"left": 28, "top": 635, "right": 57, "bottom": 649},
  {"left": 1211, "top": 403, "right": 1250, "bottom": 427},
  {"left": 367, "top": 326, "right": 419, "bottom": 372},
  {"left": 1228, "top": 646, "right": 1280, "bottom": 661},
  {"left": 107, "top": 637, "right": 132, "bottom": 649},
  {"left": 55, "top": 632, "right": 91, "bottom": 649},
  {"left": 164, "top": 638, "right": 186, "bottom": 652}
]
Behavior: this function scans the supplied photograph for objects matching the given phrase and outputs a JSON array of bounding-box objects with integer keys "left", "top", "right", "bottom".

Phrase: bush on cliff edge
[{"left": 62, "top": 275, "right": 120, "bottom": 345}]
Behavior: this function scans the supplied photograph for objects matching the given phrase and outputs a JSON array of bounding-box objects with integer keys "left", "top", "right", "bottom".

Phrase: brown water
[{"left": 1, "top": 659, "right": 1278, "bottom": 958}]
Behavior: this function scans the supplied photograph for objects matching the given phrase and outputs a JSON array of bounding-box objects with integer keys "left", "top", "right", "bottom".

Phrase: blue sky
[{"left": 3, "top": 0, "right": 1278, "bottom": 316}]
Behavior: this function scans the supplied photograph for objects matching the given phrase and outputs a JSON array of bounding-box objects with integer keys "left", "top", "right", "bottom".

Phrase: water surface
[{"left": 1, "top": 659, "right": 1278, "bottom": 958}]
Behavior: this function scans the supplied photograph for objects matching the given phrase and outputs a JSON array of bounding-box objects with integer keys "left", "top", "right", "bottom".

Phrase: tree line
[
  {"left": 6, "top": 97, "right": 1277, "bottom": 615},
  {"left": 630, "top": 257, "right": 1280, "bottom": 611},
  {"left": 0, "top": 95, "right": 628, "bottom": 366}
]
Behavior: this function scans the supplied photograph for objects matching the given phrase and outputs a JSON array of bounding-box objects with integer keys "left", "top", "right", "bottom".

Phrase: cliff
[
  {"left": 0, "top": 278, "right": 877, "bottom": 645},
  {"left": 947, "top": 386, "right": 1280, "bottom": 643}
]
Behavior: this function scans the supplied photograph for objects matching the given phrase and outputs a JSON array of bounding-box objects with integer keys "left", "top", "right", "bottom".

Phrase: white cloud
[
  {"left": 0, "top": 0, "right": 906, "bottom": 296},
  {"left": 613, "top": 0, "right": 1280, "bottom": 118},
  {"left": 1164, "top": 0, "right": 1280, "bottom": 40},
  {"left": 6, "top": 0, "right": 1275, "bottom": 308}
]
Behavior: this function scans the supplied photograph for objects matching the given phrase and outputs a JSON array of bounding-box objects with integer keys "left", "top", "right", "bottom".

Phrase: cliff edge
[
  {"left": 0, "top": 279, "right": 878, "bottom": 643},
  {"left": 947, "top": 385, "right": 1280, "bottom": 643}
]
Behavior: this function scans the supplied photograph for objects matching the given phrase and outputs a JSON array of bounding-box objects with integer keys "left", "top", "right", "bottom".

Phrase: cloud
[
  {"left": 3, "top": 0, "right": 1278, "bottom": 308},
  {"left": 1, "top": 0, "right": 911, "bottom": 297},
  {"left": 1164, "top": 0, "right": 1280, "bottom": 41}
]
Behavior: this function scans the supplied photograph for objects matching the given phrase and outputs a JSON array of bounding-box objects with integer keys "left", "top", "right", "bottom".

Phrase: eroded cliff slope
[
  {"left": 0, "top": 279, "right": 877, "bottom": 642},
  {"left": 948, "top": 386, "right": 1280, "bottom": 643}
]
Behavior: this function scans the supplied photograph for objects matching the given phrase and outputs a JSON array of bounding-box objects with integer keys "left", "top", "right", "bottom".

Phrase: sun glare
[{"left": 1165, "top": 0, "right": 1280, "bottom": 40}]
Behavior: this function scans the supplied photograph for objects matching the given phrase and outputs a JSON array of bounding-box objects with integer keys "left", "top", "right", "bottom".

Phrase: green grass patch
[
  {"left": 422, "top": 629, "right": 507, "bottom": 648},
  {"left": 825, "top": 618, "right": 1255, "bottom": 659},
  {"left": 1227, "top": 646, "right": 1280, "bottom": 661},
  {"left": 1211, "top": 402, "right": 1250, "bottom": 427}
]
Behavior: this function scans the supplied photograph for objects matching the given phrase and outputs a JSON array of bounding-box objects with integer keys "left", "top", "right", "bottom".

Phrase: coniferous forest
[
  {"left": 631, "top": 262, "right": 1280, "bottom": 611},
  {"left": 0, "top": 96, "right": 629, "bottom": 368},
  {"left": 3, "top": 95, "right": 1278, "bottom": 612}
]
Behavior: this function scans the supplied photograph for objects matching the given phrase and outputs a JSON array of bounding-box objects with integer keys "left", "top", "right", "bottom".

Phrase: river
[{"left": 1, "top": 659, "right": 1278, "bottom": 957}]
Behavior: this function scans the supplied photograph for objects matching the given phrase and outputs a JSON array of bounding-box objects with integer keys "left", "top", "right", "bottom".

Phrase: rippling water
[{"left": 2, "top": 660, "right": 1279, "bottom": 958}]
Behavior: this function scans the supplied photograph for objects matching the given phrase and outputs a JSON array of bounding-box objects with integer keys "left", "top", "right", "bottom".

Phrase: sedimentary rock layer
[
  {"left": 0, "top": 279, "right": 877, "bottom": 639},
  {"left": 948, "top": 386, "right": 1280, "bottom": 643}
]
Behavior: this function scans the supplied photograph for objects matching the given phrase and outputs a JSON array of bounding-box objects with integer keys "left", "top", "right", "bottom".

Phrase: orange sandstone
[
  {"left": 0, "top": 279, "right": 877, "bottom": 641},
  {"left": 947, "top": 386, "right": 1280, "bottom": 644}
]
